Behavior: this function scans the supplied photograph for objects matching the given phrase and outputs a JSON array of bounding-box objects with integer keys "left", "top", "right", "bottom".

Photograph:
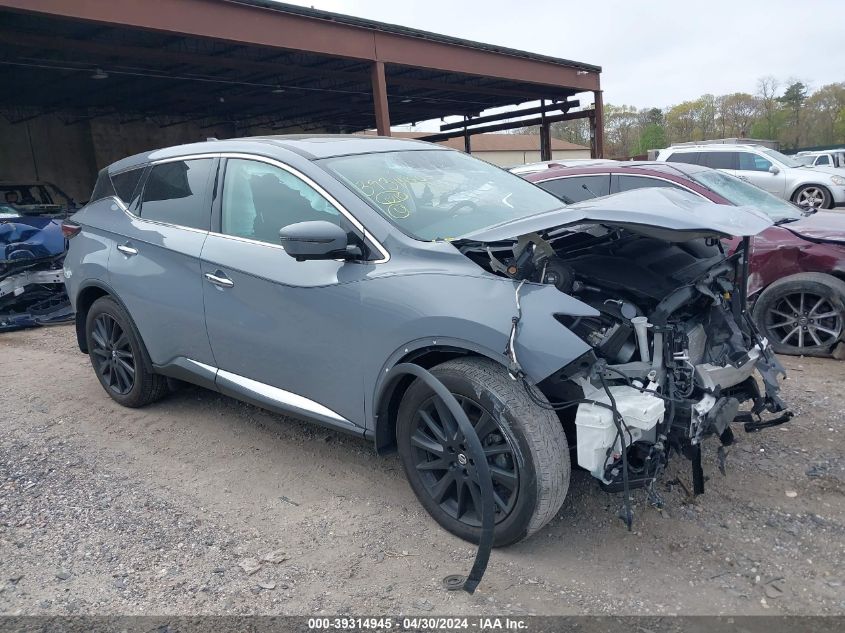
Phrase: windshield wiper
[{"left": 774, "top": 217, "right": 800, "bottom": 225}]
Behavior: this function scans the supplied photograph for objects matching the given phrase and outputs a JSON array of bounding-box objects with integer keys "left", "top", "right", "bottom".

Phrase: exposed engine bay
[{"left": 459, "top": 221, "right": 790, "bottom": 526}]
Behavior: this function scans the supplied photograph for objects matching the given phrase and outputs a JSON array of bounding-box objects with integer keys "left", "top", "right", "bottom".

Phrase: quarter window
[
  {"left": 737, "top": 152, "right": 773, "bottom": 172},
  {"left": 111, "top": 168, "right": 145, "bottom": 206},
  {"left": 615, "top": 175, "right": 687, "bottom": 193},
  {"left": 140, "top": 159, "right": 214, "bottom": 230},
  {"left": 538, "top": 175, "right": 610, "bottom": 203},
  {"left": 221, "top": 158, "right": 343, "bottom": 245}
]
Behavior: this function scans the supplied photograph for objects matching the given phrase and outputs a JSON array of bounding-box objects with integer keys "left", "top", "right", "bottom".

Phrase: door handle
[
  {"left": 117, "top": 243, "right": 138, "bottom": 256},
  {"left": 204, "top": 271, "right": 234, "bottom": 288}
]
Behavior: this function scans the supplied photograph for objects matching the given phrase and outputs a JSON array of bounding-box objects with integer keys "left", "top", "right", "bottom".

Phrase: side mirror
[
  {"left": 279, "top": 220, "right": 356, "bottom": 262},
  {"left": 768, "top": 165, "right": 780, "bottom": 175}
]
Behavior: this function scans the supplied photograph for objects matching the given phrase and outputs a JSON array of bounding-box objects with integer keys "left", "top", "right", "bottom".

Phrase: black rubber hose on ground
[{"left": 388, "top": 363, "right": 495, "bottom": 594}]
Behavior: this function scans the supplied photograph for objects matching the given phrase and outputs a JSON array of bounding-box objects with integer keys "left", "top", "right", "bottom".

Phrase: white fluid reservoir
[{"left": 575, "top": 384, "right": 665, "bottom": 481}]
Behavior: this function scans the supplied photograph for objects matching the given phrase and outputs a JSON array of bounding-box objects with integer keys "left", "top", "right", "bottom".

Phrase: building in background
[{"left": 384, "top": 132, "right": 590, "bottom": 166}]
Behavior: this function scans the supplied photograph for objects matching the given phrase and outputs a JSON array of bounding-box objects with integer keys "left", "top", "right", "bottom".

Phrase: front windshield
[
  {"left": 691, "top": 169, "right": 802, "bottom": 222},
  {"left": 794, "top": 155, "right": 816, "bottom": 166},
  {"left": 322, "top": 150, "right": 563, "bottom": 241},
  {"left": 762, "top": 148, "right": 802, "bottom": 168}
]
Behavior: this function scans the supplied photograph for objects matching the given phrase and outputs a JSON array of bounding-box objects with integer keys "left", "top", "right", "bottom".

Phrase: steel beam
[
  {"left": 591, "top": 89, "right": 605, "bottom": 159},
  {"left": 371, "top": 61, "right": 391, "bottom": 136},
  {"left": 420, "top": 109, "right": 595, "bottom": 142},
  {"left": 439, "top": 99, "right": 578, "bottom": 131}
]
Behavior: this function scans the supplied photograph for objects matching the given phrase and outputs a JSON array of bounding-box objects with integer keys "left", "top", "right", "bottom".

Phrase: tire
[
  {"left": 752, "top": 272, "right": 845, "bottom": 357},
  {"left": 396, "top": 357, "right": 570, "bottom": 546},
  {"left": 85, "top": 296, "right": 169, "bottom": 407},
  {"left": 792, "top": 184, "right": 833, "bottom": 209}
]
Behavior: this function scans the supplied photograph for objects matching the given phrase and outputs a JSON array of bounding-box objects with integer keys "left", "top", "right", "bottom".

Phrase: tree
[
  {"left": 636, "top": 123, "right": 666, "bottom": 155},
  {"left": 756, "top": 76, "right": 780, "bottom": 139},
  {"left": 716, "top": 93, "right": 758, "bottom": 137},
  {"left": 778, "top": 81, "right": 808, "bottom": 148}
]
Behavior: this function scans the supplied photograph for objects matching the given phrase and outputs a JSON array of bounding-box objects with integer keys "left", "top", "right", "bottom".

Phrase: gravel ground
[{"left": 1, "top": 325, "right": 844, "bottom": 616}]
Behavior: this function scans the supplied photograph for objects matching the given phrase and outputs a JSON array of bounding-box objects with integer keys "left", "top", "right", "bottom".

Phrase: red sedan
[{"left": 524, "top": 162, "right": 845, "bottom": 358}]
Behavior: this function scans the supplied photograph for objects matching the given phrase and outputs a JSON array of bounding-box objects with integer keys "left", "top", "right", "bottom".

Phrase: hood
[
  {"left": 0, "top": 216, "right": 65, "bottom": 264},
  {"left": 799, "top": 164, "right": 845, "bottom": 176},
  {"left": 457, "top": 188, "right": 773, "bottom": 243},
  {"left": 784, "top": 211, "right": 845, "bottom": 244}
]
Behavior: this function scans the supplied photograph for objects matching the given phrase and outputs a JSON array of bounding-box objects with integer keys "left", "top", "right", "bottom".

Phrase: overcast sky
[{"left": 280, "top": 0, "right": 841, "bottom": 111}]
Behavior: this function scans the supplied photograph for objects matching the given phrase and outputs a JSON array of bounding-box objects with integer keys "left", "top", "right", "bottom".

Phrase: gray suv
[{"left": 63, "top": 136, "right": 788, "bottom": 545}]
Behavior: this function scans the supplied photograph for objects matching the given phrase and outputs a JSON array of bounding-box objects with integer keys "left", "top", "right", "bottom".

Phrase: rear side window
[
  {"left": 701, "top": 152, "right": 738, "bottom": 170},
  {"left": 90, "top": 168, "right": 116, "bottom": 202},
  {"left": 665, "top": 152, "right": 701, "bottom": 165},
  {"left": 538, "top": 175, "right": 610, "bottom": 203},
  {"left": 615, "top": 175, "right": 687, "bottom": 193},
  {"left": 139, "top": 159, "right": 214, "bottom": 230},
  {"left": 111, "top": 168, "right": 145, "bottom": 206}
]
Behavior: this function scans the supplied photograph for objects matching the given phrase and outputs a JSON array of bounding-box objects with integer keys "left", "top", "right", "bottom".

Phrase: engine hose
[
  {"left": 388, "top": 363, "right": 495, "bottom": 594},
  {"left": 598, "top": 372, "right": 633, "bottom": 530}
]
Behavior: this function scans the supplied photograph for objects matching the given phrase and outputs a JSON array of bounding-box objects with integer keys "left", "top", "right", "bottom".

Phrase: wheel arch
[
  {"left": 74, "top": 281, "right": 154, "bottom": 372},
  {"left": 74, "top": 282, "right": 112, "bottom": 353},
  {"left": 372, "top": 339, "right": 510, "bottom": 456}
]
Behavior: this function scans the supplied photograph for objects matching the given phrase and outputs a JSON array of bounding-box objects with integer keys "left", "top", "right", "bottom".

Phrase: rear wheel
[
  {"left": 396, "top": 357, "right": 569, "bottom": 546},
  {"left": 85, "top": 296, "right": 169, "bottom": 407},
  {"left": 753, "top": 273, "right": 845, "bottom": 357}
]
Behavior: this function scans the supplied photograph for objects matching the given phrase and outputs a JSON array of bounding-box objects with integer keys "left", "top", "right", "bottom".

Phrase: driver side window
[{"left": 221, "top": 159, "right": 343, "bottom": 245}]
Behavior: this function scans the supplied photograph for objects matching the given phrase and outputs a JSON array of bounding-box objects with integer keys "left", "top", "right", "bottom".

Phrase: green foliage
[
  {"left": 636, "top": 123, "right": 666, "bottom": 155},
  {"left": 513, "top": 78, "right": 845, "bottom": 158}
]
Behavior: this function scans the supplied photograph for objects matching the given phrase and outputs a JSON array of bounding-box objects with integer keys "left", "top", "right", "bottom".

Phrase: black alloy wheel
[
  {"left": 410, "top": 394, "right": 519, "bottom": 527},
  {"left": 90, "top": 313, "right": 136, "bottom": 395},
  {"left": 85, "top": 295, "right": 169, "bottom": 407},
  {"left": 753, "top": 273, "right": 845, "bottom": 357},
  {"left": 764, "top": 291, "right": 842, "bottom": 349}
]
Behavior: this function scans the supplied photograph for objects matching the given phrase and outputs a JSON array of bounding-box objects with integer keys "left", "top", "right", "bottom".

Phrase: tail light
[{"left": 61, "top": 220, "right": 82, "bottom": 238}]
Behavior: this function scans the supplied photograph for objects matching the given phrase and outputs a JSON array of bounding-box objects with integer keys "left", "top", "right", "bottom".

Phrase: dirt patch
[{"left": 1, "top": 325, "right": 843, "bottom": 615}]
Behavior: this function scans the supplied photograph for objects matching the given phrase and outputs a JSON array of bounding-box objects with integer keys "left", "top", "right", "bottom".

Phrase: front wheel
[
  {"left": 752, "top": 273, "right": 845, "bottom": 357},
  {"left": 792, "top": 185, "right": 833, "bottom": 209},
  {"left": 396, "top": 357, "right": 570, "bottom": 546}
]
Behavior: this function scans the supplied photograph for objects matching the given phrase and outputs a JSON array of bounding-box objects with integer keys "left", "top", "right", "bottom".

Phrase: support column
[
  {"left": 463, "top": 115, "right": 471, "bottom": 153},
  {"left": 371, "top": 61, "right": 391, "bottom": 136},
  {"left": 539, "top": 100, "right": 551, "bottom": 161},
  {"left": 591, "top": 89, "right": 604, "bottom": 158}
]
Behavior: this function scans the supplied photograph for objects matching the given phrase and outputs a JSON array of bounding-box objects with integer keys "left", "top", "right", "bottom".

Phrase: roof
[
  {"left": 232, "top": 0, "right": 601, "bottom": 73},
  {"left": 665, "top": 144, "right": 767, "bottom": 152},
  {"left": 0, "top": 0, "right": 601, "bottom": 133},
  {"left": 106, "top": 134, "right": 447, "bottom": 172},
  {"left": 369, "top": 131, "right": 588, "bottom": 152},
  {"left": 523, "top": 161, "right": 712, "bottom": 182}
]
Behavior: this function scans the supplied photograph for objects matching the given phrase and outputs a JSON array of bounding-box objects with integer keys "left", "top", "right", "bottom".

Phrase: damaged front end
[
  {"left": 0, "top": 215, "right": 73, "bottom": 332},
  {"left": 457, "top": 189, "right": 791, "bottom": 525}
]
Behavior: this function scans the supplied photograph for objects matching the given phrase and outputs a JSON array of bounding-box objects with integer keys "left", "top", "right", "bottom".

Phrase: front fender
[{"left": 361, "top": 272, "right": 597, "bottom": 431}]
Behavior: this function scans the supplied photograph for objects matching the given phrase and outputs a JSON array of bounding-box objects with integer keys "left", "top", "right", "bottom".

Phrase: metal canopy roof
[{"left": 0, "top": 0, "right": 601, "bottom": 133}]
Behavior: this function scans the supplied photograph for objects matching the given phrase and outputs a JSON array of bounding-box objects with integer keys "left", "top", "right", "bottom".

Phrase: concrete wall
[
  {"left": 0, "top": 116, "right": 99, "bottom": 202},
  {"left": 0, "top": 114, "right": 290, "bottom": 202},
  {"left": 475, "top": 148, "right": 591, "bottom": 167}
]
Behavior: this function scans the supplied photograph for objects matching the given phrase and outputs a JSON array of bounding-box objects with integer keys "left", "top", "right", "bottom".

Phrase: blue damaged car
[
  {"left": 62, "top": 136, "right": 789, "bottom": 545},
  {"left": 1, "top": 209, "right": 72, "bottom": 331}
]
